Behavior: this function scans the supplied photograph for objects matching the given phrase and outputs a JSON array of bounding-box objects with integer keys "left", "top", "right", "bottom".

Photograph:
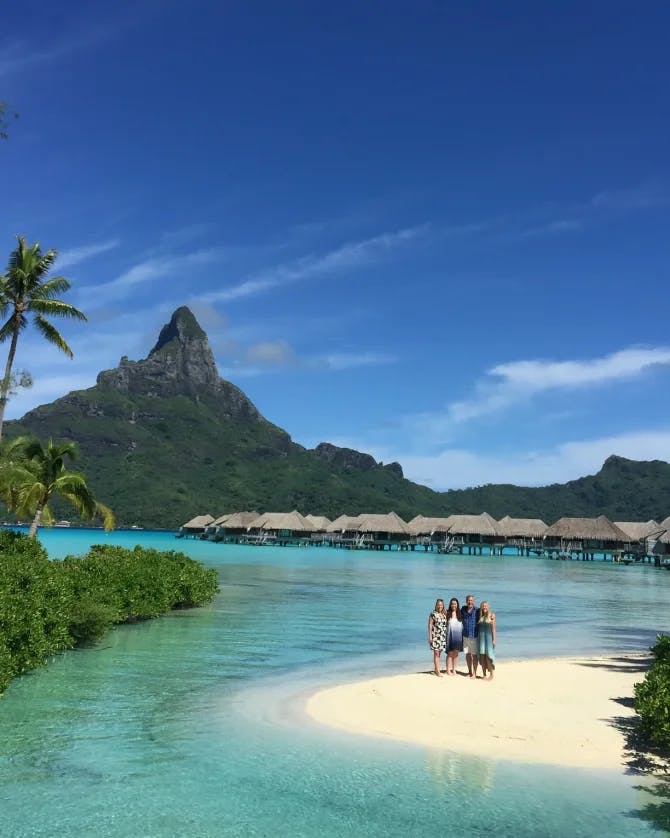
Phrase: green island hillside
[{"left": 6, "top": 307, "right": 670, "bottom": 528}]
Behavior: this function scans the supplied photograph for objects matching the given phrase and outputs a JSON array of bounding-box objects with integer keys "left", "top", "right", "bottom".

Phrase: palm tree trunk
[
  {"left": 28, "top": 504, "right": 44, "bottom": 538},
  {"left": 0, "top": 317, "right": 20, "bottom": 441}
]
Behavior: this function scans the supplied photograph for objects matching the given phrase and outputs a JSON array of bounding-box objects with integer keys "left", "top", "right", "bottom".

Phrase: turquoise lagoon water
[{"left": 1, "top": 529, "right": 669, "bottom": 837}]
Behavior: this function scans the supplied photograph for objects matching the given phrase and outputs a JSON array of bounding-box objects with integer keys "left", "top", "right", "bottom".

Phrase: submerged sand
[{"left": 306, "top": 656, "right": 647, "bottom": 770}]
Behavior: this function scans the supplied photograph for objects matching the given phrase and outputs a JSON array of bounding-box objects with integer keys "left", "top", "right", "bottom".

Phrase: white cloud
[
  {"left": 398, "top": 430, "right": 670, "bottom": 490},
  {"left": 200, "top": 225, "right": 427, "bottom": 304},
  {"left": 447, "top": 346, "right": 670, "bottom": 424},
  {"left": 5, "top": 373, "right": 97, "bottom": 419},
  {"left": 56, "top": 239, "right": 120, "bottom": 270}
]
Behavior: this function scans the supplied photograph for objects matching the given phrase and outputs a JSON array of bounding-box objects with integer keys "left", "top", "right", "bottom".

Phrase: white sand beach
[{"left": 306, "top": 656, "right": 647, "bottom": 770}]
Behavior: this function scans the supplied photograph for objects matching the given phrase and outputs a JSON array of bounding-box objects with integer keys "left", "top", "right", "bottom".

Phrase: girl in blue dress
[{"left": 477, "top": 601, "right": 496, "bottom": 680}]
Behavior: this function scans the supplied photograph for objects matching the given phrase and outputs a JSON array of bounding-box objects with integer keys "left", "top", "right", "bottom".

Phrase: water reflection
[{"left": 426, "top": 748, "right": 495, "bottom": 794}]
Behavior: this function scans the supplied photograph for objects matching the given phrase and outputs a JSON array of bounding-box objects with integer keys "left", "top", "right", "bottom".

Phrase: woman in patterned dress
[
  {"left": 477, "top": 601, "right": 496, "bottom": 680},
  {"left": 428, "top": 599, "right": 447, "bottom": 676},
  {"left": 445, "top": 598, "right": 464, "bottom": 675}
]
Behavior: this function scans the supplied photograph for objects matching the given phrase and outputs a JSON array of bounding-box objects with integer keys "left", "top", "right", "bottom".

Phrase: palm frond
[
  {"left": 31, "top": 276, "right": 72, "bottom": 299},
  {"left": 32, "top": 316, "right": 74, "bottom": 358},
  {"left": 29, "top": 298, "right": 87, "bottom": 321},
  {"left": 95, "top": 502, "right": 116, "bottom": 532}
]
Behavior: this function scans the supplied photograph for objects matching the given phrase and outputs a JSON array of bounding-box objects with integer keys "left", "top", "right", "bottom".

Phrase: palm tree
[
  {"left": 0, "top": 236, "right": 87, "bottom": 439},
  {"left": 0, "top": 436, "right": 114, "bottom": 538}
]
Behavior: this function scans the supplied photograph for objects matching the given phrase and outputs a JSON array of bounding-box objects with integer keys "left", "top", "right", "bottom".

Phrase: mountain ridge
[{"left": 6, "top": 307, "right": 670, "bottom": 528}]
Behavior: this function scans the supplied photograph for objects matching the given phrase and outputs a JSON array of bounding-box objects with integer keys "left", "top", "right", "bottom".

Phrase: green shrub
[
  {"left": 635, "top": 634, "right": 670, "bottom": 750},
  {"left": 0, "top": 534, "right": 219, "bottom": 694}
]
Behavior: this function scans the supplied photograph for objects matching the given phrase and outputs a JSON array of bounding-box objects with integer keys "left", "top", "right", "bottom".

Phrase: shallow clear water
[{"left": 1, "top": 529, "right": 669, "bottom": 837}]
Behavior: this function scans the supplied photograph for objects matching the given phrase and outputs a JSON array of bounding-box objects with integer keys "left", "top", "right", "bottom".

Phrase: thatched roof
[
  {"left": 613, "top": 521, "right": 661, "bottom": 540},
  {"left": 326, "top": 514, "right": 364, "bottom": 533},
  {"left": 222, "top": 511, "right": 260, "bottom": 529},
  {"left": 211, "top": 513, "right": 233, "bottom": 527},
  {"left": 353, "top": 511, "right": 410, "bottom": 535},
  {"left": 443, "top": 513, "right": 499, "bottom": 536},
  {"left": 544, "top": 516, "right": 629, "bottom": 542},
  {"left": 658, "top": 516, "right": 670, "bottom": 531},
  {"left": 304, "top": 514, "right": 332, "bottom": 531},
  {"left": 657, "top": 529, "right": 670, "bottom": 544},
  {"left": 496, "top": 516, "right": 548, "bottom": 538},
  {"left": 181, "top": 514, "right": 214, "bottom": 530},
  {"left": 407, "top": 515, "right": 453, "bottom": 535},
  {"left": 247, "top": 511, "right": 316, "bottom": 532}
]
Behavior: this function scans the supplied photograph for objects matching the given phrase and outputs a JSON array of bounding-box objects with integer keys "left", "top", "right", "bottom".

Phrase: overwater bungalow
[
  {"left": 652, "top": 529, "right": 670, "bottom": 565},
  {"left": 496, "top": 516, "right": 547, "bottom": 554},
  {"left": 352, "top": 511, "right": 411, "bottom": 549},
  {"left": 326, "top": 514, "right": 364, "bottom": 547},
  {"left": 543, "top": 516, "right": 629, "bottom": 559},
  {"left": 444, "top": 513, "right": 500, "bottom": 554},
  {"left": 211, "top": 511, "right": 259, "bottom": 541},
  {"left": 614, "top": 520, "right": 662, "bottom": 557},
  {"left": 203, "top": 512, "right": 233, "bottom": 538},
  {"left": 304, "top": 514, "right": 331, "bottom": 532},
  {"left": 178, "top": 514, "right": 215, "bottom": 538},
  {"left": 246, "top": 510, "right": 316, "bottom": 545},
  {"left": 406, "top": 516, "right": 453, "bottom": 551}
]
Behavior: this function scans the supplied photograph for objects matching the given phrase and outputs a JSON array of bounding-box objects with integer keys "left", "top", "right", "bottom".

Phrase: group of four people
[{"left": 428, "top": 595, "right": 496, "bottom": 680}]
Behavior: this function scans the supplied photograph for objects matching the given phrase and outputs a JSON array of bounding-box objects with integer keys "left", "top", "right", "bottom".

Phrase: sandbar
[{"left": 305, "top": 656, "right": 647, "bottom": 770}]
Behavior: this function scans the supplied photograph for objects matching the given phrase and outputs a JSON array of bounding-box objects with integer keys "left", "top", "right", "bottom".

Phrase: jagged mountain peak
[
  {"left": 150, "top": 306, "right": 207, "bottom": 356},
  {"left": 95, "top": 307, "right": 246, "bottom": 409}
]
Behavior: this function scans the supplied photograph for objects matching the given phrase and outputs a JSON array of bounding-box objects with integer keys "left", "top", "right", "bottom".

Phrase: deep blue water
[{"left": 1, "top": 529, "right": 669, "bottom": 837}]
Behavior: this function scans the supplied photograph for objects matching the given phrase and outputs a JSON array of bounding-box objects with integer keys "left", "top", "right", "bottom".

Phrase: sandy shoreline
[{"left": 305, "top": 655, "right": 648, "bottom": 770}]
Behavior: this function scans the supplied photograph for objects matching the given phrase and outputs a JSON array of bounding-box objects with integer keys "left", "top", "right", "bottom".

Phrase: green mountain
[{"left": 6, "top": 307, "right": 670, "bottom": 528}]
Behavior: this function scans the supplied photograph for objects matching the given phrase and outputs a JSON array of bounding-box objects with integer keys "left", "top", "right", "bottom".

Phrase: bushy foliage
[
  {"left": 635, "top": 635, "right": 670, "bottom": 750},
  {"left": 0, "top": 534, "right": 219, "bottom": 693}
]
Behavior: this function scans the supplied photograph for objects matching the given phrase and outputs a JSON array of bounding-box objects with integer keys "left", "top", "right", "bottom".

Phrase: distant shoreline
[{"left": 306, "top": 655, "right": 648, "bottom": 771}]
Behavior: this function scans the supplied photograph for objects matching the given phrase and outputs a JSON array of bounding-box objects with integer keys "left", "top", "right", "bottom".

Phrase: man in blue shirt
[{"left": 461, "top": 594, "right": 479, "bottom": 678}]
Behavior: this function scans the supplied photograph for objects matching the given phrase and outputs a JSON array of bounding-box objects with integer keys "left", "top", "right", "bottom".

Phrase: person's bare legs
[
  {"left": 482, "top": 655, "right": 494, "bottom": 680},
  {"left": 466, "top": 652, "right": 479, "bottom": 679},
  {"left": 433, "top": 649, "right": 443, "bottom": 676}
]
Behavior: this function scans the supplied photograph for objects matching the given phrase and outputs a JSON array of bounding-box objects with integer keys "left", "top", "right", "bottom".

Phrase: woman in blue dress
[
  {"left": 477, "top": 601, "right": 496, "bottom": 680},
  {"left": 445, "top": 598, "right": 463, "bottom": 675}
]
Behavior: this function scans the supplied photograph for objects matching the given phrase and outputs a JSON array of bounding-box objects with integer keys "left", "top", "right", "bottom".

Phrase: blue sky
[{"left": 2, "top": 0, "right": 670, "bottom": 490}]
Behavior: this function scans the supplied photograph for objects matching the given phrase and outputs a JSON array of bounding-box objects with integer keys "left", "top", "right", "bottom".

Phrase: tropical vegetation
[
  {"left": 0, "top": 235, "right": 86, "bottom": 439},
  {"left": 0, "top": 436, "right": 114, "bottom": 536},
  {"left": 0, "top": 531, "right": 219, "bottom": 694},
  {"left": 635, "top": 634, "right": 670, "bottom": 751}
]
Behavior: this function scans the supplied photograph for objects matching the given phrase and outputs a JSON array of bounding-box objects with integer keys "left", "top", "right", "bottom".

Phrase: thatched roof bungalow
[
  {"left": 407, "top": 515, "right": 452, "bottom": 536},
  {"left": 353, "top": 512, "right": 410, "bottom": 539},
  {"left": 613, "top": 521, "right": 662, "bottom": 541},
  {"left": 305, "top": 514, "right": 332, "bottom": 532},
  {"left": 219, "top": 511, "right": 260, "bottom": 534},
  {"left": 544, "top": 516, "right": 629, "bottom": 550},
  {"left": 180, "top": 514, "right": 214, "bottom": 533},
  {"left": 444, "top": 513, "right": 499, "bottom": 543},
  {"left": 326, "top": 514, "right": 364, "bottom": 533},
  {"left": 247, "top": 511, "right": 316, "bottom": 536},
  {"left": 496, "top": 516, "right": 548, "bottom": 539}
]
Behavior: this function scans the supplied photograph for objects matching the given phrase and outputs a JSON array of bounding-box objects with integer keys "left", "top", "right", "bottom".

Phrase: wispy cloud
[
  {"left": 56, "top": 239, "right": 120, "bottom": 270},
  {"left": 446, "top": 347, "right": 670, "bottom": 424},
  {"left": 200, "top": 225, "right": 427, "bottom": 304},
  {"left": 590, "top": 181, "right": 670, "bottom": 212},
  {"left": 314, "top": 351, "right": 396, "bottom": 371},
  {"left": 76, "top": 248, "right": 229, "bottom": 306}
]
